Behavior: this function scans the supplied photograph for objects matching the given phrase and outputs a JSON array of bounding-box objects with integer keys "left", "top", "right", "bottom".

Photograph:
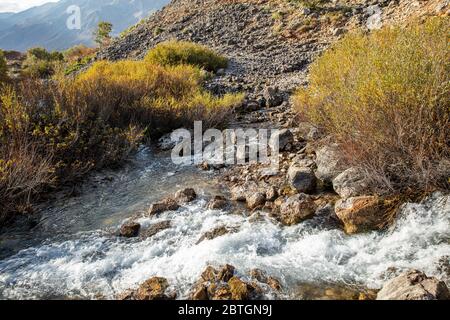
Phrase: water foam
[{"left": 0, "top": 194, "right": 449, "bottom": 299}]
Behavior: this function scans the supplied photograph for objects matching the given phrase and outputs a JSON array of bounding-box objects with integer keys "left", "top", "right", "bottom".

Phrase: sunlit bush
[
  {"left": 0, "top": 50, "right": 8, "bottom": 84},
  {"left": 294, "top": 18, "right": 450, "bottom": 192},
  {"left": 145, "top": 40, "right": 228, "bottom": 72}
]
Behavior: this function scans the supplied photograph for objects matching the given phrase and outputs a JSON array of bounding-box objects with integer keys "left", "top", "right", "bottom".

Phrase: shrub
[
  {"left": 145, "top": 40, "right": 228, "bottom": 72},
  {"left": 23, "top": 47, "right": 64, "bottom": 78},
  {"left": 294, "top": 18, "right": 449, "bottom": 193}
]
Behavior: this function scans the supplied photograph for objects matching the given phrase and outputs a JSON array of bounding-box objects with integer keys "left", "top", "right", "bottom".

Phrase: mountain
[{"left": 0, "top": 0, "right": 170, "bottom": 52}]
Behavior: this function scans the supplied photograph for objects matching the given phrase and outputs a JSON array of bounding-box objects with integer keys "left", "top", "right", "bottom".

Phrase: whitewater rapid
[{"left": 0, "top": 190, "right": 448, "bottom": 300}]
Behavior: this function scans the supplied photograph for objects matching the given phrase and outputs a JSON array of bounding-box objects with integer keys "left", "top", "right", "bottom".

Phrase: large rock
[
  {"left": 270, "top": 129, "right": 294, "bottom": 152},
  {"left": 333, "top": 167, "right": 369, "bottom": 199},
  {"left": 141, "top": 221, "right": 171, "bottom": 239},
  {"left": 119, "top": 222, "right": 141, "bottom": 238},
  {"left": 135, "top": 277, "right": 176, "bottom": 300},
  {"left": 279, "top": 194, "right": 317, "bottom": 226},
  {"left": 246, "top": 192, "right": 266, "bottom": 210},
  {"left": 174, "top": 188, "right": 197, "bottom": 204},
  {"left": 148, "top": 198, "right": 180, "bottom": 216},
  {"left": 315, "top": 144, "right": 345, "bottom": 184},
  {"left": 207, "top": 195, "right": 228, "bottom": 210},
  {"left": 377, "top": 270, "right": 450, "bottom": 300},
  {"left": 230, "top": 185, "right": 247, "bottom": 202},
  {"left": 335, "top": 196, "right": 386, "bottom": 234},
  {"left": 263, "top": 86, "right": 283, "bottom": 108},
  {"left": 287, "top": 165, "right": 317, "bottom": 194}
]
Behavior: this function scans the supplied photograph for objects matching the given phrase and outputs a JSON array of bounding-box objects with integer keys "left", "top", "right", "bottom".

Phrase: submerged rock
[
  {"left": 196, "top": 226, "right": 237, "bottom": 244},
  {"left": 278, "top": 194, "right": 317, "bottom": 226},
  {"left": 377, "top": 270, "right": 450, "bottom": 300},
  {"left": 141, "top": 221, "right": 171, "bottom": 239},
  {"left": 119, "top": 222, "right": 141, "bottom": 238},
  {"left": 250, "top": 269, "right": 282, "bottom": 292},
  {"left": 148, "top": 198, "right": 180, "bottom": 216}
]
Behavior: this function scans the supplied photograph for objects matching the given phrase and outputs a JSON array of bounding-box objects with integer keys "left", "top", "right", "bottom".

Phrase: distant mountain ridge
[{"left": 0, "top": 0, "right": 169, "bottom": 52}]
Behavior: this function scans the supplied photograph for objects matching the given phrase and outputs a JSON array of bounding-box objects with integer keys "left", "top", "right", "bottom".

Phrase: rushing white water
[{"left": 0, "top": 189, "right": 449, "bottom": 300}]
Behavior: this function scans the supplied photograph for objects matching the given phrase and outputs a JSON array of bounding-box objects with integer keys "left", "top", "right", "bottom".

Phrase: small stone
[
  {"left": 191, "top": 284, "right": 209, "bottom": 300},
  {"left": 266, "top": 186, "right": 278, "bottom": 201},
  {"left": 141, "top": 221, "right": 171, "bottom": 239},
  {"left": 270, "top": 129, "right": 294, "bottom": 152},
  {"left": 263, "top": 86, "right": 283, "bottom": 108},
  {"left": 228, "top": 277, "right": 251, "bottom": 300},
  {"left": 135, "top": 277, "right": 174, "bottom": 300},
  {"left": 230, "top": 186, "right": 247, "bottom": 202},
  {"left": 333, "top": 167, "right": 368, "bottom": 199},
  {"left": 218, "top": 264, "right": 235, "bottom": 282}
]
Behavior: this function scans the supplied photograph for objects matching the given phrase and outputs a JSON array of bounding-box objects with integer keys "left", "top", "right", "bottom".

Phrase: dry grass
[{"left": 294, "top": 17, "right": 450, "bottom": 193}]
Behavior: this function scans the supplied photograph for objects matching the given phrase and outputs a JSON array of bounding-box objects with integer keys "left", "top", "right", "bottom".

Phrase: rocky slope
[{"left": 100, "top": 0, "right": 448, "bottom": 96}]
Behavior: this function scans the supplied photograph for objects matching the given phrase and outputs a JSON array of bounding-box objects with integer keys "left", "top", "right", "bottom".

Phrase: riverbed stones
[
  {"left": 278, "top": 194, "right": 317, "bottom": 226},
  {"left": 174, "top": 188, "right": 197, "bottom": 204},
  {"left": 315, "top": 144, "right": 345, "bottom": 184},
  {"left": 287, "top": 165, "right": 317, "bottom": 194},
  {"left": 377, "top": 270, "right": 450, "bottom": 300},
  {"left": 334, "top": 196, "right": 386, "bottom": 234},
  {"left": 135, "top": 277, "right": 176, "bottom": 300},
  {"left": 119, "top": 222, "right": 141, "bottom": 238},
  {"left": 332, "top": 167, "right": 368, "bottom": 199},
  {"left": 247, "top": 192, "right": 266, "bottom": 210}
]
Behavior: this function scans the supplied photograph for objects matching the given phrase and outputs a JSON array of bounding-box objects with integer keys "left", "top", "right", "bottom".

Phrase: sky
[{"left": 0, "top": 0, "right": 60, "bottom": 13}]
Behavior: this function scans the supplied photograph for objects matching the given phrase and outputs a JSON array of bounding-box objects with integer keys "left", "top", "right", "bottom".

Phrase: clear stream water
[{"left": 0, "top": 148, "right": 449, "bottom": 300}]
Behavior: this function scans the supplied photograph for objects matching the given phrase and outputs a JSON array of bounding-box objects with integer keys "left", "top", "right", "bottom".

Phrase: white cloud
[{"left": 0, "top": 0, "right": 60, "bottom": 13}]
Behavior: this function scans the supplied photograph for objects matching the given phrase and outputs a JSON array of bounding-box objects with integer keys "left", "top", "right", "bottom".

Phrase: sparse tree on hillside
[{"left": 93, "top": 22, "right": 113, "bottom": 47}]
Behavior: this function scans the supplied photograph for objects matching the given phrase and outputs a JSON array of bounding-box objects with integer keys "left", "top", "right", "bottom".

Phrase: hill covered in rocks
[{"left": 100, "top": 0, "right": 448, "bottom": 96}]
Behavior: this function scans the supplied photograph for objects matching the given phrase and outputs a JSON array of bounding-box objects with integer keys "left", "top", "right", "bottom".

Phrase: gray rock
[
  {"left": 148, "top": 198, "right": 180, "bottom": 216},
  {"left": 287, "top": 165, "right": 316, "bottom": 194},
  {"left": 120, "top": 222, "right": 141, "bottom": 238},
  {"left": 142, "top": 221, "right": 171, "bottom": 239},
  {"left": 270, "top": 129, "right": 294, "bottom": 152},
  {"left": 263, "top": 86, "right": 283, "bottom": 108},
  {"left": 315, "top": 144, "right": 345, "bottom": 184},
  {"left": 332, "top": 167, "right": 368, "bottom": 198},
  {"left": 377, "top": 270, "right": 450, "bottom": 300}
]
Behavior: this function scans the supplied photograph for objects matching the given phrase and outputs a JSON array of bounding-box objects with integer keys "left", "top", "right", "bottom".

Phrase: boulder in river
[
  {"left": 335, "top": 196, "right": 386, "bottom": 234},
  {"left": 174, "top": 188, "right": 197, "bottom": 204},
  {"left": 148, "top": 198, "right": 180, "bottom": 216},
  {"left": 141, "top": 221, "right": 171, "bottom": 239},
  {"left": 246, "top": 192, "right": 266, "bottom": 210},
  {"left": 119, "top": 222, "right": 141, "bottom": 238},
  {"left": 135, "top": 277, "right": 176, "bottom": 300},
  {"left": 377, "top": 270, "right": 450, "bottom": 300},
  {"left": 278, "top": 194, "right": 317, "bottom": 226},
  {"left": 207, "top": 195, "right": 228, "bottom": 210}
]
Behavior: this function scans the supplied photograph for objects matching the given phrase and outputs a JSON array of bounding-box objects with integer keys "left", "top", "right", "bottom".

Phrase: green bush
[
  {"left": 23, "top": 47, "right": 64, "bottom": 78},
  {"left": 294, "top": 18, "right": 450, "bottom": 193},
  {"left": 145, "top": 40, "right": 228, "bottom": 72}
]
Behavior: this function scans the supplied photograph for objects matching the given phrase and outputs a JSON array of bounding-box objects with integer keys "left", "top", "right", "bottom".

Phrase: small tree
[
  {"left": 93, "top": 22, "right": 113, "bottom": 47},
  {"left": 0, "top": 50, "right": 8, "bottom": 84}
]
